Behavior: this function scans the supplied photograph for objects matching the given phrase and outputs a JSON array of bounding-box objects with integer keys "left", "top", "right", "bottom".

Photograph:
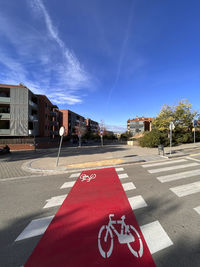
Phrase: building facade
[
  {"left": 0, "top": 84, "right": 39, "bottom": 137},
  {"left": 127, "top": 117, "right": 153, "bottom": 135},
  {"left": 60, "top": 109, "right": 86, "bottom": 136},
  {"left": 36, "top": 95, "right": 60, "bottom": 138},
  {"left": 85, "top": 118, "right": 99, "bottom": 133}
]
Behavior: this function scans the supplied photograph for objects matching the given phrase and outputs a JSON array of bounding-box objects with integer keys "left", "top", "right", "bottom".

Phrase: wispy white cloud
[
  {"left": 0, "top": 0, "right": 94, "bottom": 105},
  {"left": 29, "top": 0, "right": 92, "bottom": 90}
]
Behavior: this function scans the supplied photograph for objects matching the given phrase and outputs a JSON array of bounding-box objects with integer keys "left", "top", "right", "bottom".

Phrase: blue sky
[{"left": 0, "top": 0, "right": 200, "bottom": 132}]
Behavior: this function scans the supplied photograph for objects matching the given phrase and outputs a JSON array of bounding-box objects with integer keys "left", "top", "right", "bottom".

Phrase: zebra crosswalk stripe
[
  {"left": 118, "top": 173, "right": 129, "bottom": 179},
  {"left": 148, "top": 162, "right": 199, "bottom": 174},
  {"left": 60, "top": 181, "right": 75, "bottom": 189},
  {"left": 194, "top": 206, "right": 200, "bottom": 215},
  {"left": 142, "top": 159, "right": 187, "bottom": 168},
  {"left": 170, "top": 181, "right": 200, "bottom": 197},
  {"left": 115, "top": 167, "right": 124, "bottom": 172},
  {"left": 43, "top": 194, "right": 68, "bottom": 209},
  {"left": 69, "top": 173, "right": 81, "bottom": 178},
  {"left": 15, "top": 218, "right": 173, "bottom": 255},
  {"left": 157, "top": 169, "right": 200, "bottom": 183},
  {"left": 122, "top": 182, "right": 136, "bottom": 191},
  {"left": 128, "top": 195, "right": 147, "bottom": 210},
  {"left": 141, "top": 220, "right": 173, "bottom": 254},
  {"left": 15, "top": 216, "right": 54, "bottom": 241}
]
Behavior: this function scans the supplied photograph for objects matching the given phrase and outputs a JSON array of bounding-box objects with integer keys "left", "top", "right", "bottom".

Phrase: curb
[{"left": 22, "top": 158, "right": 149, "bottom": 175}]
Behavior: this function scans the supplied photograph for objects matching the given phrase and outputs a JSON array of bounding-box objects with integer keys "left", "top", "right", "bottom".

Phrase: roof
[
  {"left": 0, "top": 83, "right": 27, "bottom": 88},
  {"left": 128, "top": 117, "right": 154, "bottom": 122}
]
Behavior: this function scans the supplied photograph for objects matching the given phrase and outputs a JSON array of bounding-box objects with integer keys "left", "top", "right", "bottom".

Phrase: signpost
[
  {"left": 193, "top": 120, "right": 197, "bottom": 144},
  {"left": 100, "top": 129, "right": 103, "bottom": 147},
  {"left": 56, "top": 126, "right": 65, "bottom": 167},
  {"left": 169, "top": 122, "right": 175, "bottom": 155}
]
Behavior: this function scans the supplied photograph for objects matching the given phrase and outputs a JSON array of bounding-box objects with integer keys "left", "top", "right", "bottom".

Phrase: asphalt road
[{"left": 1, "top": 153, "right": 200, "bottom": 266}]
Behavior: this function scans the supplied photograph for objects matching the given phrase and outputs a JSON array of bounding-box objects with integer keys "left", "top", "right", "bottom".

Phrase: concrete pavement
[{"left": 20, "top": 142, "right": 200, "bottom": 174}]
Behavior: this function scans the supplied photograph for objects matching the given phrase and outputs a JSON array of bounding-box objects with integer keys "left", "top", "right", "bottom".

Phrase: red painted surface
[{"left": 25, "top": 167, "right": 156, "bottom": 267}]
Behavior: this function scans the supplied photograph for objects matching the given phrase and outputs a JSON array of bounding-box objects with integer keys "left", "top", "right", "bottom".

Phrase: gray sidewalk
[{"left": 22, "top": 142, "right": 200, "bottom": 174}]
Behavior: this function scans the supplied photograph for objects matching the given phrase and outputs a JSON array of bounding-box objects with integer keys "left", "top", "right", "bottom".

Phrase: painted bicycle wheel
[
  {"left": 127, "top": 225, "right": 143, "bottom": 258},
  {"left": 98, "top": 225, "right": 113, "bottom": 258}
]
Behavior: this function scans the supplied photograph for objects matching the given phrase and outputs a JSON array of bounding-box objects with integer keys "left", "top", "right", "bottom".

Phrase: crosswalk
[
  {"left": 14, "top": 166, "right": 173, "bottom": 264},
  {"left": 142, "top": 157, "right": 200, "bottom": 211}
]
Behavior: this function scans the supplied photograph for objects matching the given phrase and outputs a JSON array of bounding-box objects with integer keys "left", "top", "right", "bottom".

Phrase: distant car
[{"left": 0, "top": 145, "right": 10, "bottom": 155}]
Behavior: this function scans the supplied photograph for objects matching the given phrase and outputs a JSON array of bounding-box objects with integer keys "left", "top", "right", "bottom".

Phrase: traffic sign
[
  {"left": 25, "top": 168, "right": 156, "bottom": 267},
  {"left": 193, "top": 120, "right": 198, "bottom": 127},
  {"left": 169, "top": 122, "right": 175, "bottom": 131},
  {"left": 59, "top": 126, "right": 65, "bottom": 136}
]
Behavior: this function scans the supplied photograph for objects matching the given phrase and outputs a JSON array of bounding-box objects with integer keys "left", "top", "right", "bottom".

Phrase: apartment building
[
  {"left": 60, "top": 109, "right": 86, "bottom": 136},
  {"left": 0, "top": 84, "right": 61, "bottom": 139},
  {"left": 36, "top": 95, "right": 60, "bottom": 138},
  {"left": 127, "top": 117, "right": 153, "bottom": 135},
  {"left": 85, "top": 118, "right": 99, "bottom": 133},
  {"left": 0, "top": 84, "right": 39, "bottom": 137}
]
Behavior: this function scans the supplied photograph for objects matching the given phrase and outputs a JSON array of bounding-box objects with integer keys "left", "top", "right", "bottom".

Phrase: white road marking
[
  {"left": 15, "top": 216, "right": 54, "bottom": 241},
  {"left": 43, "top": 194, "right": 68, "bottom": 209},
  {"left": 122, "top": 182, "right": 136, "bottom": 191},
  {"left": 118, "top": 173, "right": 129, "bottom": 179},
  {"left": 142, "top": 159, "right": 187, "bottom": 168},
  {"left": 115, "top": 167, "right": 124, "bottom": 172},
  {"left": 194, "top": 206, "right": 200, "bottom": 215},
  {"left": 141, "top": 220, "right": 173, "bottom": 254},
  {"left": 170, "top": 181, "right": 200, "bottom": 197},
  {"left": 148, "top": 162, "right": 199, "bottom": 174},
  {"left": 15, "top": 217, "right": 173, "bottom": 255},
  {"left": 157, "top": 169, "right": 200, "bottom": 183},
  {"left": 60, "top": 181, "right": 75, "bottom": 189},
  {"left": 128, "top": 195, "right": 147, "bottom": 210},
  {"left": 186, "top": 156, "right": 200, "bottom": 163},
  {"left": 69, "top": 173, "right": 81, "bottom": 178}
]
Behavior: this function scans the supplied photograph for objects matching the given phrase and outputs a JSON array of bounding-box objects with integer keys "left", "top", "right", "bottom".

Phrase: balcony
[
  {"left": 50, "top": 121, "right": 59, "bottom": 126},
  {"left": 29, "top": 100, "right": 37, "bottom": 109},
  {"left": 29, "top": 115, "right": 38, "bottom": 121},
  {"left": 0, "top": 129, "right": 10, "bottom": 135},
  {"left": 0, "top": 97, "right": 10, "bottom": 104},
  {"left": 0, "top": 113, "right": 10, "bottom": 119},
  {"left": 50, "top": 111, "right": 57, "bottom": 117}
]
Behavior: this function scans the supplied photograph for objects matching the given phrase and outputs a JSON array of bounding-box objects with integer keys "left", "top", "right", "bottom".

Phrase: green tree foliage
[
  {"left": 152, "top": 100, "right": 197, "bottom": 131},
  {"left": 139, "top": 129, "right": 169, "bottom": 148},
  {"left": 140, "top": 100, "right": 198, "bottom": 147}
]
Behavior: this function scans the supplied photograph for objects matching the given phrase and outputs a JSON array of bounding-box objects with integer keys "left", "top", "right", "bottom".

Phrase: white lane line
[
  {"left": 142, "top": 159, "right": 187, "bottom": 168},
  {"left": 122, "top": 182, "right": 136, "bottom": 191},
  {"left": 186, "top": 156, "right": 200, "bottom": 163},
  {"left": 43, "top": 194, "right": 68, "bottom": 209},
  {"left": 194, "top": 206, "right": 200, "bottom": 215},
  {"left": 115, "top": 167, "right": 124, "bottom": 172},
  {"left": 118, "top": 173, "right": 128, "bottom": 179},
  {"left": 15, "top": 216, "right": 54, "bottom": 241},
  {"left": 157, "top": 169, "right": 200, "bottom": 183},
  {"left": 69, "top": 173, "right": 81, "bottom": 178},
  {"left": 60, "top": 181, "right": 75, "bottom": 189},
  {"left": 141, "top": 220, "right": 173, "bottom": 254},
  {"left": 128, "top": 195, "right": 147, "bottom": 210},
  {"left": 148, "top": 162, "right": 199, "bottom": 174},
  {"left": 170, "top": 181, "right": 200, "bottom": 197}
]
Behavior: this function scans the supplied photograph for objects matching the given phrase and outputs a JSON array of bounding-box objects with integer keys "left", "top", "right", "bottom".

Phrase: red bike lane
[{"left": 25, "top": 167, "right": 156, "bottom": 267}]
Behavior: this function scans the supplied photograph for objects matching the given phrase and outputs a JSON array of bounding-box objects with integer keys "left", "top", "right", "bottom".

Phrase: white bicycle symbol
[
  {"left": 98, "top": 214, "right": 143, "bottom": 259},
  {"left": 80, "top": 173, "right": 96, "bottom": 182}
]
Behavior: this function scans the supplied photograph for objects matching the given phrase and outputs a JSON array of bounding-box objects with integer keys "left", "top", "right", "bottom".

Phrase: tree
[
  {"left": 152, "top": 100, "right": 197, "bottom": 132},
  {"left": 75, "top": 122, "right": 86, "bottom": 147}
]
